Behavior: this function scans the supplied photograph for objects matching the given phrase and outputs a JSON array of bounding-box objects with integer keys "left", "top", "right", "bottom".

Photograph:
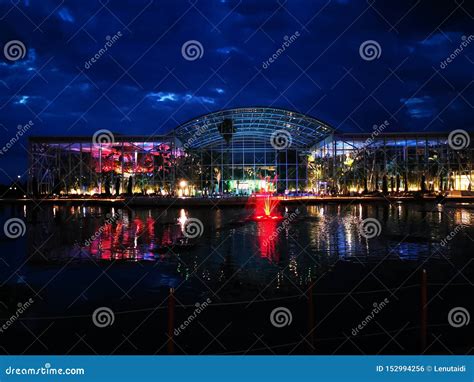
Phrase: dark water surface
[{"left": 0, "top": 201, "right": 472, "bottom": 354}]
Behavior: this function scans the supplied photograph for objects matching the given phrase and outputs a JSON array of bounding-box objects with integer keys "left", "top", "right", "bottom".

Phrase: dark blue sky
[{"left": 0, "top": 0, "right": 473, "bottom": 182}]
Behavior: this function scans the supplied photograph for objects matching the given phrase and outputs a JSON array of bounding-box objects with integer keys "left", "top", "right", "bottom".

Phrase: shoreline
[{"left": 1, "top": 194, "right": 474, "bottom": 207}]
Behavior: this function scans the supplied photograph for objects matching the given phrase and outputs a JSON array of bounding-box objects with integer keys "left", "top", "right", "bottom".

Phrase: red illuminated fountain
[
  {"left": 245, "top": 193, "right": 283, "bottom": 262},
  {"left": 248, "top": 193, "right": 283, "bottom": 221}
]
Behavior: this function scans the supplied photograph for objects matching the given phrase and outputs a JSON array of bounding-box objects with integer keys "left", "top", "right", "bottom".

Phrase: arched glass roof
[{"left": 173, "top": 107, "right": 333, "bottom": 149}]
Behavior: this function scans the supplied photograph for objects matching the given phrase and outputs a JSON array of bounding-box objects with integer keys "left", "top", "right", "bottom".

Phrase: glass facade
[
  {"left": 311, "top": 133, "right": 474, "bottom": 194},
  {"left": 28, "top": 137, "right": 182, "bottom": 196},
  {"left": 27, "top": 109, "right": 473, "bottom": 196}
]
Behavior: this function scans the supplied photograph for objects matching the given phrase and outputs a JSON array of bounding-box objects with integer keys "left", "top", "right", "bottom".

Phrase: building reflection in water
[{"left": 23, "top": 203, "right": 474, "bottom": 289}]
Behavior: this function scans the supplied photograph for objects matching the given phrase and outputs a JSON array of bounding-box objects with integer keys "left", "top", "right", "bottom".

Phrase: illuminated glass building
[
  {"left": 28, "top": 135, "right": 182, "bottom": 196},
  {"left": 27, "top": 108, "right": 473, "bottom": 196},
  {"left": 312, "top": 132, "right": 474, "bottom": 194}
]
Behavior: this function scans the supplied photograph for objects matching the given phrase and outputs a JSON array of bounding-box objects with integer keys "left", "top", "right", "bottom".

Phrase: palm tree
[{"left": 218, "top": 119, "right": 236, "bottom": 145}]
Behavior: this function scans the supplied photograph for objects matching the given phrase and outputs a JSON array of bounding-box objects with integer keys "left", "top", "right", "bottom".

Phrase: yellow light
[{"left": 179, "top": 180, "right": 187, "bottom": 188}]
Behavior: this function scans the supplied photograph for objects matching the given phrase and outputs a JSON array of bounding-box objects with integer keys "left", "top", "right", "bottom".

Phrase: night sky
[{"left": 0, "top": 0, "right": 473, "bottom": 183}]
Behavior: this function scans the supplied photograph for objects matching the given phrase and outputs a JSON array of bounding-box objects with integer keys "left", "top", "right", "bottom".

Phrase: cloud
[
  {"left": 58, "top": 7, "right": 75, "bottom": 23},
  {"left": 400, "top": 96, "right": 436, "bottom": 119},
  {"left": 146, "top": 92, "right": 215, "bottom": 105}
]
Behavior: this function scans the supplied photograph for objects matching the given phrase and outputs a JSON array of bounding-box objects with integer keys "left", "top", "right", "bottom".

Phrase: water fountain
[{"left": 249, "top": 193, "right": 283, "bottom": 221}]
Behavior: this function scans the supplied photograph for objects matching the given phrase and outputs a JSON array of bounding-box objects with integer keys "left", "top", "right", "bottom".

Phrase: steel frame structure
[{"left": 27, "top": 108, "right": 473, "bottom": 196}]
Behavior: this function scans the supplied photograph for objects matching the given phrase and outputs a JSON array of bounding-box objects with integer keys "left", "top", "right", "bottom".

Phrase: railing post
[
  {"left": 420, "top": 269, "right": 427, "bottom": 353},
  {"left": 168, "top": 287, "right": 175, "bottom": 354}
]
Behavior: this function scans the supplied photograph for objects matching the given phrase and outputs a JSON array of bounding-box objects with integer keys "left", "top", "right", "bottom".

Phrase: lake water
[{"left": 0, "top": 201, "right": 472, "bottom": 354}]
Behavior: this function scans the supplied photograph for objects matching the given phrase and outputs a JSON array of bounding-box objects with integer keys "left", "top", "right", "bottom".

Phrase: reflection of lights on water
[
  {"left": 289, "top": 256, "right": 298, "bottom": 278},
  {"left": 178, "top": 209, "right": 188, "bottom": 231},
  {"left": 23, "top": 204, "right": 27, "bottom": 218},
  {"left": 319, "top": 207, "right": 324, "bottom": 216},
  {"left": 53, "top": 206, "right": 58, "bottom": 217},
  {"left": 455, "top": 210, "right": 471, "bottom": 225}
]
